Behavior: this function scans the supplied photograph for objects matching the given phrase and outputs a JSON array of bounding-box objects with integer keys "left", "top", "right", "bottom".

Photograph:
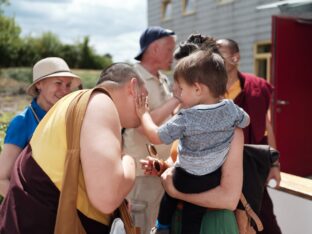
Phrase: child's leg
[
  {"left": 181, "top": 202, "right": 207, "bottom": 234},
  {"left": 173, "top": 167, "right": 222, "bottom": 234},
  {"left": 155, "top": 167, "right": 182, "bottom": 231},
  {"left": 157, "top": 192, "right": 179, "bottom": 228}
]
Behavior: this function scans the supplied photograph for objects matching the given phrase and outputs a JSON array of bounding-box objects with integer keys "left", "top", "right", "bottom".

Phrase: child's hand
[{"left": 135, "top": 90, "right": 149, "bottom": 118}]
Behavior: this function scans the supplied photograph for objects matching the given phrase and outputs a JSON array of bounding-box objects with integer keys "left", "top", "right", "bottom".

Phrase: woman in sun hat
[{"left": 0, "top": 57, "right": 81, "bottom": 200}]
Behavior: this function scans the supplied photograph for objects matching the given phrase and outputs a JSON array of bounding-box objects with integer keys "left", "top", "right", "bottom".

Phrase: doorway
[{"left": 271, "top": 16, "right": 312, "bottom": 177}]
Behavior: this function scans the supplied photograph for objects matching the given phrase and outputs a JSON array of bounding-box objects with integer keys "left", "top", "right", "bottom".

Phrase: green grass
[
  {"left": 72, "top": 69, "right": 101, "bottom": 89},
  {"left": 0, "top": 122, "right": 8, "bottom": 152}
]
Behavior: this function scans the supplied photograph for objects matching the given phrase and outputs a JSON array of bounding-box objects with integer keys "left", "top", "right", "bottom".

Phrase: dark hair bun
[
  {"left": 187, "top": 34, "right": 206, "bottom": 45},
  {"left": 174, "top": 42, "right": 199, "bottom": 60}
]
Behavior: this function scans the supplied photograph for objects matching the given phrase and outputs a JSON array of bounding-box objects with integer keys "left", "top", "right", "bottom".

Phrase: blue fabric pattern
[{"left": 157, "top": 99, "right": 249, "bottom": 175}]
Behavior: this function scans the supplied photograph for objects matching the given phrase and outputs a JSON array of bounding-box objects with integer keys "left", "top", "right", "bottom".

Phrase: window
[
  {"left": 182, "top": 0, "right": 196, "bottom": 15},
  {"left": 254, "top": 41, "right": 272, "bottom": 82},
  {"left": 162, "top": 0, "right": 172, "bottom": 21}
]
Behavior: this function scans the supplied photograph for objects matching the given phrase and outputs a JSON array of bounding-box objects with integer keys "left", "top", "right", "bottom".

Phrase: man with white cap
[
  {"left": 0, "top": 57, "right": 81, "bottom": 200},
  {"left": 122, "top": 26, "right": 180, "bottom": 234}
]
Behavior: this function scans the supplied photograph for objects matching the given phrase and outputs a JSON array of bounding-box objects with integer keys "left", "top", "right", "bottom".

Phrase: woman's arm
[
  {"left": 265, "top": 110, "right": 281, "bottom": 186},
  {"left": 161, "top": 128, "right": 244, "bottom": 211},
  {"left": 0, "top": 144, "right": 22, "bottom": 196}
]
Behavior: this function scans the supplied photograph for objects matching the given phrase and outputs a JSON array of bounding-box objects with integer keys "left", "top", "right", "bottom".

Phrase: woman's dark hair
[
  {"left": 174, "top": 33, "right": 220, "bottom": 60},
  {"left": 174, "top": 42, "right": 199, "bottom": 60}
]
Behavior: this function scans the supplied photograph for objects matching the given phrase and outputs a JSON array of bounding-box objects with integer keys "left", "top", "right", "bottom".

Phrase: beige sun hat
[{"left": 27, "top": 57, "right": 82, "bottom": 97}]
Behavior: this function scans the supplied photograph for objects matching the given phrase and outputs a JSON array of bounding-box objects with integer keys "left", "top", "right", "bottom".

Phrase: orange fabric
[
  {"left": 224, "top": 79, "right": 241, "bottom": 100},
  {"left": 170, "top": 140, "right": 179, "bottom": 163}
]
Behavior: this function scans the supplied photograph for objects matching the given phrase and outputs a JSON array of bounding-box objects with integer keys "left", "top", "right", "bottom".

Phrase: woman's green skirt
[{"left": 171, "top": 209, "right": 239, "bottom": 234}]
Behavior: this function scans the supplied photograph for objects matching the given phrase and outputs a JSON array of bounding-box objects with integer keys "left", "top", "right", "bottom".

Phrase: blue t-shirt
[{"left": 4, "top": 99, "right": 46, "bottom": 149}]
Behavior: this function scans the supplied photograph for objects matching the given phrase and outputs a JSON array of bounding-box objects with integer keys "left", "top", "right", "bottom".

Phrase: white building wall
[{"left": 147, "top": 0, "right": 279, "bottom": 73}]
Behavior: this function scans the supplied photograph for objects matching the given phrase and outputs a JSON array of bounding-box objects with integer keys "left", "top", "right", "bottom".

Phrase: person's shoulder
[
  {"left": 89, "top": 91, "right": 114, "bottom": 109},
  {"left": 221, "top": 99, "right": 234, "bottom": 105},
  {"left": 134, "top": 63, "right": 147, "bottom": 75},
  {"left": 222, "top": 99, "right": 239, "bottom": 111},
  {"left": 4, "top": 107, "right": 33, "bottom": 147},
  {"left": 241, "top": 73, "right": 270, "bottom": 86},
  {"left": 241, "top": 72, "right": 272, "bottom": 93},
  {"left": 134, "top": 63, "right": 155, "bottom": 81},
  {"left": 7, "top": 106, "right": 32, "bottom": 127}
]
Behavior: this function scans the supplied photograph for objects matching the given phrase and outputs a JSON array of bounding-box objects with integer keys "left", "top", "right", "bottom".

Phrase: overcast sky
[{"left": 3, "top": 0, "right": 147, "bottom": 63}]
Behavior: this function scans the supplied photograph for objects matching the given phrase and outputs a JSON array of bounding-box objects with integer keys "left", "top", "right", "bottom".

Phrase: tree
[
  {"left": 39, "top": 32, "right": 62, "bottom": 58},
  {"left": 79, "top": 36, "right": 93, "bottom": 69},
  {"left": 17, "top": 35, "right": 41, "bottom": 67},
  {"left": 0, "top": 0, "right": 112, "bottom": 68},
  {"left": 78, "top": 36, "right": 112, "bottom": 69},
  {"left": 0, "top": 14, "right": 21, "bottom": 67},
  {"left": 60, "top": 44, "right": 81, "bottom": 68}
]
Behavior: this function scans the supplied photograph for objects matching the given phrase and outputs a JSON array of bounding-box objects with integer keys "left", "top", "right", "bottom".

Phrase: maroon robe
[
  {"left": 234, "top": 72, "right": 273, "bottom": 144},
  {"left": 0, "top": 145, "right": 109, "bottom": 234}
]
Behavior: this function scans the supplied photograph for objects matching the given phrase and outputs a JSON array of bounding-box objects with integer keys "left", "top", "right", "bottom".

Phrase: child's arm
[
  {"left": 236, "top": 105, "right": 250, "bottom": 128},
  {"left": 135, "top": 93, "right": 164, "bottom": 145}
]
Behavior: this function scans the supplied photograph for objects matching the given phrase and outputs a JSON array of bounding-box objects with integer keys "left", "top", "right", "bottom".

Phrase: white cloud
[{"left": 4, "top": 0, "right": 147, "bottom": 63}]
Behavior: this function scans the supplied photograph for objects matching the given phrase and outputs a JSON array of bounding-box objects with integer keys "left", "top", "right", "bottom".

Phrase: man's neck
[
  {"left": 140, "top": 60, "right": 159, "bottom": 78},
  {"left": 227, "top": 69, "right": 239, "bottom": 90}
]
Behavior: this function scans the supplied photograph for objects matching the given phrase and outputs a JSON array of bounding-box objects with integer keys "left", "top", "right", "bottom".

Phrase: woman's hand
[{"left": 266, "top": 166, "right": 281, "bottom": 187}]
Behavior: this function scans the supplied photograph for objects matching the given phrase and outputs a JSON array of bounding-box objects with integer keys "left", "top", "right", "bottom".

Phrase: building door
[{"left": 271, "top": 16, "right": 312, "bottom": 177}]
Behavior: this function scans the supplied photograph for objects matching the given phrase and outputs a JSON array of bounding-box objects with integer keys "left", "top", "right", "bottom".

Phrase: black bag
[
  {"left": 235, "top": 144, "right": 280, "bottom": 233},
  {"left": 239, "top": 144, "right": 280, "bottom": 214}
]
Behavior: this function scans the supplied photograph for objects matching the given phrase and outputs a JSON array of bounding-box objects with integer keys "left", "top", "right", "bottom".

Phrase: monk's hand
[{"left": 140, "top": 156, "right": 159, "bottom": 176}]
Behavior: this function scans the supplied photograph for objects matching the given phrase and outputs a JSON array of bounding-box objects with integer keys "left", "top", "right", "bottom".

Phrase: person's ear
[
  {"left": 231, "top": 53, "right": 240, "bottom": 64},
  {"left": 194, "top": 82, "right": 203, "bottom": 95},
  {"left": 35, "top": 80, "right": 43, "bottom": 92},
  {"left": 128, "top": 78, "right": 138, "bottom": 96}
]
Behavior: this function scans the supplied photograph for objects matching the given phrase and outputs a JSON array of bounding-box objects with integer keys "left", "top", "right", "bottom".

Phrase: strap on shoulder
[{"left": 54, "top": 88, "right": 110, "bottom": 234}]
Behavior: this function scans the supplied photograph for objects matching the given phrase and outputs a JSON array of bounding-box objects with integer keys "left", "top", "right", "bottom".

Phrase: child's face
[{"left": 175, "top": 78, "right": 199, "bottom": 108}]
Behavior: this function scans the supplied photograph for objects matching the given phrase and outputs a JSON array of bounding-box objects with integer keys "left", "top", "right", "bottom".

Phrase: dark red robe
[{"left": 234, "top": 72, "right": 273, "bottom": 144}]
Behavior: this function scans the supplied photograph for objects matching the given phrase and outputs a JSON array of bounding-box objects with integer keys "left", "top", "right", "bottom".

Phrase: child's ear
[{"left": 194, "top": 82, "right": 202, "bottom": 95}]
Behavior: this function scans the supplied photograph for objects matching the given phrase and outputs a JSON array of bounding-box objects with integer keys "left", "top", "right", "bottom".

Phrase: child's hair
[{"left": 173, "top": 49, "right": 228, "bottom": 98}]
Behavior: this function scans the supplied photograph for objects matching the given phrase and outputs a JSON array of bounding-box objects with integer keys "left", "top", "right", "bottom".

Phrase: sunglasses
[{"left": 146, "top": 144, "right": 161, "bottom": 172}]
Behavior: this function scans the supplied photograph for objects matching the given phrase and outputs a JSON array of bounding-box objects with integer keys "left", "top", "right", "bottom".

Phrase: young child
[{"left": 136, "top": 49, "right": 250, "bottom": 234}]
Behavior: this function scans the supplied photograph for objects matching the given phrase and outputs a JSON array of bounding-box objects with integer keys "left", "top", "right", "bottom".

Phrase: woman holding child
[{"left": 138, "top": 36, "right": 245, "bottom": 234}]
